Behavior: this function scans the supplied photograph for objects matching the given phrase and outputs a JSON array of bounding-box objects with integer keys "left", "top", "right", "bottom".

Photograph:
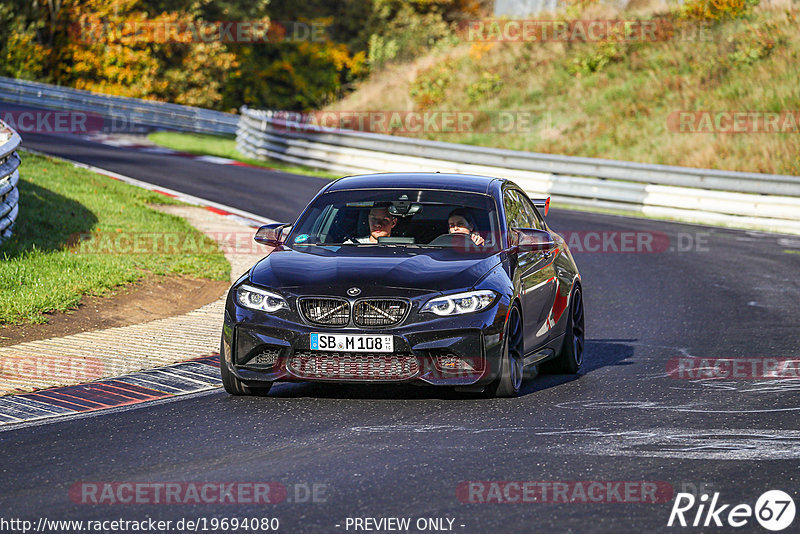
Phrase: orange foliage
[
  {"left": 679, "top": 0, "right": 761, "bottom": 21},
  {"left": 56, "top": 0, "right": 237, "bottom": 107}
]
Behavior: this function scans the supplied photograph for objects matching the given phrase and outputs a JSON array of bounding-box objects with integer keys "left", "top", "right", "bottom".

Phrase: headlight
[
  {"left": 236, "top": 284, "right": 289, "bottom": 312},
  {"left": 421, "top": 290, "right": 497, "bottom": 316}
]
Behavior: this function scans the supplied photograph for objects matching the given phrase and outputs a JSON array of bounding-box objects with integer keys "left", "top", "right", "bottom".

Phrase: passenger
[
  {"left": 447, "top": 208, "right": 485, "bottom": 245},
  {"left": 358, "top": 206, "right": 398, "bottom": 243}
]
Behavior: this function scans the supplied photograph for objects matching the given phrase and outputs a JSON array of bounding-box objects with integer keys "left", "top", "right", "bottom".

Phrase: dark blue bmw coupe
[{"left": 221, "top": 173, "right": 583, "bottom": 397}]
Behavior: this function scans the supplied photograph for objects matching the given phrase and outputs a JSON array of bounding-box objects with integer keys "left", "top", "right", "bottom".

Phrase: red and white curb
[
  {"left": 0, "top": 356, "right": 222, "bottom": 429},
  {"left": 0, "top": 151, "right": 278, "bottom": 426}
]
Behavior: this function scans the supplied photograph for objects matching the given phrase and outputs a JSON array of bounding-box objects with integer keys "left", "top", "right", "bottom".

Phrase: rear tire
[
  {"left": 486, "top": 306, "right": 524, "bottom": 398},
  {"left": 541, "top": 285, "right": 584, "bottom": 374},
  {"left": 220, "top": 337, "right": 273, "bottom": 396}
]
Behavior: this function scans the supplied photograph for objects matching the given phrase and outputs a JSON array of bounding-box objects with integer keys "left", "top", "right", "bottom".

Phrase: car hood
[{"left": 249, "top": 245, "right": 500, "bottom": 294}]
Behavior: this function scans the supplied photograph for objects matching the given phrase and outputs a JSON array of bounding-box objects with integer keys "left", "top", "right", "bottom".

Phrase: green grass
[
  {"left": 147, "top": 131, "right": 340, "bottom": 179},
  {"left": 330, "top": 7, "right": 800, "bottom": 175},
  {"left": 150, "top": 9, "right": 800, "bottom": 177},
  {"left": 0, "top": 152, "right": 230, "bottom": 324}
]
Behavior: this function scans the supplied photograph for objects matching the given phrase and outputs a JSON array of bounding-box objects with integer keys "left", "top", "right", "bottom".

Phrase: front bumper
[{"left": 222, "top": 292, "right": 509, "bottom": 387}]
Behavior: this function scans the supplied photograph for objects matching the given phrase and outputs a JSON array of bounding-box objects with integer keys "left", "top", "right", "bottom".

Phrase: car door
[{"left": 504, "top": 189, "right": 557, "bottom": 352}]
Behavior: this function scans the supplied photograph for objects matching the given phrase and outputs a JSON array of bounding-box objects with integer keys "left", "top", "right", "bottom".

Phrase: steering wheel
[{"left": 427, "top": 232, "right": 473, "bottom": 247}]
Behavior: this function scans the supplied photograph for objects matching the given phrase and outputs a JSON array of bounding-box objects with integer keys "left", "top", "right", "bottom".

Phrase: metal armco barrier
[
  {"left": 0, "top": 120, "right": 21, "bottom": 244},
  {"left": 1, "top": 76, "right": 798, "bottom": 235},
  {"left": 0, "top": 76, "right": 238, "bottom": 135},
  {"left": 237, "top": 107, "right": 800, "bottom": 235}
]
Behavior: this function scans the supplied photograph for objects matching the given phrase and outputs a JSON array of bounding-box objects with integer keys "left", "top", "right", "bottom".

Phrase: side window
[
  {"left": 503, "top": 190, "right": 526, "bottom": 230},
  {"left": 517, "top": 191, "right": 545, "bottom": 230},
  {"left": 503, "top": 190, "right": 527, "bottom": 245}
]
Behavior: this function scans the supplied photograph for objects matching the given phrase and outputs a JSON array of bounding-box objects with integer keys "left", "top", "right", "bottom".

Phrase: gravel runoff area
[{"left": 0, "top": 205, "right": 268, "bottom": 395}]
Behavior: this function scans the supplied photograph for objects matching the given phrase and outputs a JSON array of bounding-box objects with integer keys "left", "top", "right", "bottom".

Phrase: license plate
[{"left": 310, "top": 333, "right": 393, "bottom": 353}]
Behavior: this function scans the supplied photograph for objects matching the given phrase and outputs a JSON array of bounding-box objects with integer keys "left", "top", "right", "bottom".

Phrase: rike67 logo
[{"left": 668, "top": 490, "right": 795, "bottom": 531}]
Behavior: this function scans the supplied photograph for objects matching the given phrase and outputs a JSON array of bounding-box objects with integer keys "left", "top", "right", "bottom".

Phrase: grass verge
[
  {"left": 329, "top": 7, "right": 800, "bottom": 175},
  {"left": 147, "top": 131, "right": 340, "bottom": 179},
  {"left": 0, "top": 152, "right": 230, "bottom": 324}
]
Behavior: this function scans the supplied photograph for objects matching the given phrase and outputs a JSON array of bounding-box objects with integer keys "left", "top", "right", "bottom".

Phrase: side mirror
[
  {"left": 254, "top": 223, "right": 292, "bottom": 246},
  {"left": 513, "top": 228, "right": 555, "bottom": 252}
]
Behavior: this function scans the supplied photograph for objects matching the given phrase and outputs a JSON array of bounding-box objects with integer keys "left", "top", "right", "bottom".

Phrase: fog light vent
[
  {"left": 435, "top": 354, "right": 477, "bottom": 372},
  {"left": 252, "top": 350, "right": 279, "bottom": 366}
]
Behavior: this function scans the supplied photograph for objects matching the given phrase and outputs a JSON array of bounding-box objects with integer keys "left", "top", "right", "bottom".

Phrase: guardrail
[
  {"left": 0, "top": 76, "right": 238, "bottom": 135},
  {"left": 237, "top": 107, "right": 800, "bottom": 235},
  {"left": 0, "top": 120, "right": 21, "bottom": 244}
]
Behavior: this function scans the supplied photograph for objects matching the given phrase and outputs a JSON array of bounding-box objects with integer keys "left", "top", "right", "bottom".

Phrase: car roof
[{"left": 325, "top": 172, "right": 502, "bottom": 194}]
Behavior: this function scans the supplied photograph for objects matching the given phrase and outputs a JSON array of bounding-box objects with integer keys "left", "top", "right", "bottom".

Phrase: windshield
[{"left": 287, "top": 189, "right": 500, "bottom": 250}]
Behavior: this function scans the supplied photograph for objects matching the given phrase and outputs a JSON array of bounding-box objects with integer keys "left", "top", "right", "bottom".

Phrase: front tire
[
  {"left": 220, "top": 337, "right": 273, "bottom": 396},
  {"left": 542, "top": 285, "right": 584, "bottom": 374},
  {"left": 486, "top": 306, "right": 524, "bottom": 398}
]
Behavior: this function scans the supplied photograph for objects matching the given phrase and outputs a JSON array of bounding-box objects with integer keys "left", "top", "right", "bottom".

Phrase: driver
[
  {"left": 358, "top": 206, "right": 398, "bottom": 243},
  {"left": 447, "top": 208, "right": 485, "bottom": 245}
]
